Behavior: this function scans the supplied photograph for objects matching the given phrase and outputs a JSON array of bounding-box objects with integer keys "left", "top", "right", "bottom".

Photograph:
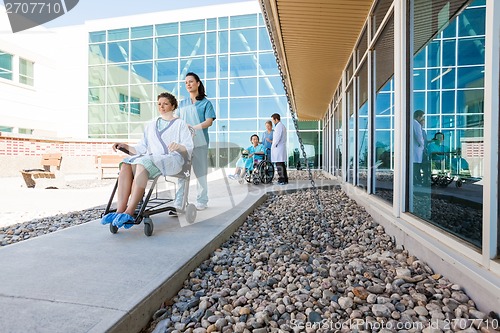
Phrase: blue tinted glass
[
  {"left": 219, "top": 17, "right": 228, "bottom": 29},
  {"left": 219, "top": 79, "right": 228, "bottom": 97},
  {"left": 108, "top": 28, "right": 129, "bottom": 41},
  {"left": 442, "top": 20, "right": 457, "bottom": 38},
  {"left": 131, "top": 62, "right": 153, "bottom": 82},
  {"left": 459, "top": 7, "right": 485, "bottom": 36},
  {"left": 157, "top": 36, "right": 178, "bottom": 59},
  {"left": 259, "top": 27, "right": 272, "bottom": 50},
  {"left": 218, "top": 98, "right": 228, "bottom": 118},
  {"left": 457, "top": 90, "right": 484, "bottom": 113},
  {"left": 131, "top": 39, "right": 153, "bottom": 61},
  {"left": 427, "top": 68, "right": 441, "bottom": 90},
  {"left": 219, "top": 55, "right": 228, "bottom": 78},
  {"left": 230, "top": 98, "right": 257, "bottom": 118},
  {"left": 89, "top": 44, "right": 106, "bottom": 65},
  {"left": 442, "top": 40, "right": 455, "bottom": 66},
  {"left": 230, "top": 120, "right": 258, "bottom": 131},
  {"left": 457, "top": 66, "right": 484, "bottom": 88},
  {"left": 181, "top": 34, "right": 205, "bottom": 57},
  {"left": 427, "top": 41, "right": 441, "bottom": 67},
  {"left": 131, "top": 26, "right": 153, "bottom": 38},
  {"left": 258, "top": 52, "right": 279, "bottom": 75},
  {"left": 205, "top": 80, "right": 216, "bottom": 97},
  {"left": 108, "top": 42, "right": 129, "bottom": 62},
  {"left": 230, "top": 54, "right": 257, "bottom": 77},
  {"left": 442, "top": 91, "right": 455, "bottom": 114},
  {"left": 413, "top": 69, "right": 425, "bottom": 90},
  {"left": 89, "top": 31, "right": 105, "bottom": 43},
  {"left": 230, "top": 14, "right": 257, "bottom": 28},
  {"left": 156, "top": 23, "right": 178, "bottom": 36},
  {"left": 414, "top": 92, "right": 425, "bottom": 111},
  {"left": 414, "top": 48, "right": 426, "bottom": 68},
  {"left": 426, "top": 115, "right": 440, "bottom": 128},
  {"left": 458, "top": 38, "right": 485, "bottom": 66},
  {"left": 427, "top": 92, "right": 440, "bottom": 115},
  {"left": 259, "top": 76, "right": 285, "bottom": 96},
  {"left": 181, "top": 19, "right": 205, "bottom": 33},
  {"left": 219, "top": 31, "right": 228, "bottom": 53},
  {"left": 442, "top": 68, "right": 455, "bottom": 89},
  {"left": 157, "top": 82, "right": 178, "bottom": 95},
  {"left": 207, "top": 32, "right": 216, "bottom": 54},
  {"left": 207, "top": 18, "right": 216, "bottom": 30},
  {"left": 230, "top": 77, "right": 257, "bottom": 97},
  {"left": 230, "top": 29, "right": 257, "bottom": 52},
  {"left": 258, "top": 14, "right": 265, "bottom": 26},
  {"left": 259, "top": 96, "right": 288, "bottom": 115},
  {"left": 206, "top": 56, "right": 216, "bottom": 79},
  {"left": 180, "top": 57, "right": 204, "bottom": 77},
  {"left": 156, "top": 60, "right": 178, "bottom": 82},
  {"left": 107, "top": 64, "right": 129, "bottom": 85},
  {"left": 375, "top": 93, "right": 390, "bottom": 115},
  {"left": 442, "top": 115, "right": 455, "bottom": 128},
  {"left": 229, "top": 131, "right": 255, "bottom": 147},
  {"left": 375, "top": 116, "right": 391, "bottom": 129},
  {"left": 471, "top": 0, "right": 485, "bottom": 6}
]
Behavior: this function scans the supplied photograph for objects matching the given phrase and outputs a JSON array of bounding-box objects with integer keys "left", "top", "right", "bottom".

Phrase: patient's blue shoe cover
[
  {"left": 113, "top": 213, "right": 135, "bottom": 229},
  {"left": 101, "top": 213, "right": 118, "bottom": 225}
]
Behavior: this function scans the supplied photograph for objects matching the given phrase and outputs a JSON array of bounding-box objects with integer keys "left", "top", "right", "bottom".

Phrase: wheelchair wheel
[
  {"left": 143, "top": 218, "right": 154, "bottom": 237},
  {"left": 110, "top": 223, "right": 118, "bottom": 234},
  {"left": 253, "top": 177, "right": 260, "bottom": 185},
  {"left": 258, "top": 161, "right": 274, "bottom": 184},
  {"left": 185, "top": 204, "right": 197, "bottom": 224}
]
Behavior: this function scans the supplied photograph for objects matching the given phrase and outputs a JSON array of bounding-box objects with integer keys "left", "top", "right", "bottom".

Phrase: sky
[{"left": 1, "top": 0, "right": 251, "bottom": 28}]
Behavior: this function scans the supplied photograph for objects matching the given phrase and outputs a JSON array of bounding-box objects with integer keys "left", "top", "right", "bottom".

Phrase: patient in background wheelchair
[
  {"left": 237, "top": 134, "right": 265, "bottom": 182},
  {"left": 101, "top": 92, "right": 193, "bottom": 229}
]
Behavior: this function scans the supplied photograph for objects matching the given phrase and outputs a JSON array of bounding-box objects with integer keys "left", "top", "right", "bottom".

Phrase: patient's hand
[{"left": 168, "top": 142, "right": 184, "bottom": 152}]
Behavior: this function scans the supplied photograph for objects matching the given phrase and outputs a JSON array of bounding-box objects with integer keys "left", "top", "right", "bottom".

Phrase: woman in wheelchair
[
  {"left": 101, "top": 92, "right": 194, "bottom": 229},
  {"left": 239, "top": 134, "right": 265, "bottom": 180},
  {"left": 236, "top": 134, "right": 275, "bottom": 185}
]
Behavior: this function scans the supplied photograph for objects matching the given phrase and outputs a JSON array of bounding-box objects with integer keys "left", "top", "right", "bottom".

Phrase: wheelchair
[
  {"left": 238, "top": 150, "right": 274, "bottom": 185},
  {"left": 102, "top": 150, "right": 197, "bottom": 237}
]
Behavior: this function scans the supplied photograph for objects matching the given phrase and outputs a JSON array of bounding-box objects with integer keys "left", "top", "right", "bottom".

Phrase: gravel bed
[{"left": 142, "top": 188, "right": 499, "bottom": 333}]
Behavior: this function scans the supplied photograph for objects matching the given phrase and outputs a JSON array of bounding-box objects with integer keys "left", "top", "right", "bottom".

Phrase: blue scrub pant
[{"left": 175, "top": 145, "right": 209, "bottom": 206}]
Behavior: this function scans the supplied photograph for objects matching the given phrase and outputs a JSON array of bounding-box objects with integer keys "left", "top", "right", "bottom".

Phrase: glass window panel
[
  {"left": 107, "top": 104, "right": 129, "bottom": 122},
  {"left": 414, "top": 70, "right": 425, "bottom": 90},
  {"left": 107, "top": 64, "right": 129, "bottom": 85},
  {"left": 427, "top": 41, "right": 441, "bottom": 68},
  {"left": 457, "top": 89, "right": 484, "bottom": 113},
  {"left": 19, "top": 58, "right": 34, "bottom": 86},
  {"left": 458, "top": 7, "right": 485, "bottom": 36},
  {"left": 108, "top": 28, "right": 129, "bottom": 41},
  {"left": 218, "top": 99, "right": 229, "bottom": 118},
  {"left": 230, "top": 98, "right": 257, "bottom": 118},
  {"left": 107, "top": 86, "right": 128, "bottom": 104},
  {"left": 207, "top": 56, "right": 216, "bottom": 79},
  {"left": 457, "top": 66, "right": 484, "bottom": 88},
  {"left": 442, "top": 40, "right": 456, "bottom": 66},
  {"left": 297, "top": 121, "right": 319, "bottom": 130},
  {"left": 131, "top": 25, "right": 153, "bottom": 39},
  {"left": 442, "top": 20, "right": 457, "bottom": 38},
  {"left": 108, "top": 41, "right": 129, "bottom": 63},
  {"left": 89, "top": 66, "right": 105, "bottom": 87},
  {"left": 442, "top": 91, "right": 455, "bottom": 113},
  {"left": 457, "top": 38, "right": 485, "bottom": 66},
  {"left": 356, "top": 28, "right": 368, "bottom": 63},
  {"left": 207, "top": 32, "right": 216, "bottom": 54},
  {"left": 88, "top": 124, "right": 105, "bottom": 138},
  {"left": 376, "top": 92, "right": 391, "bottom": 116},
  {"left": 372, "top": 0, "right": 392, "bottom": 36},
  {"left": 89, "top": 31, "right": 105, "bottom": 43},
  {"left": 414, "top": 48, "right": 426, "bottom": 68},
  {"left": 88, "top": 104, "right": 105, "bottom": 123},
  {"left": 89, "top": 44, "right": 106, "bottom": 65},
  {"left": 205, "top": 80, "right": 216, "bottom": 98},
  {"left": 130, "top": 84, "right": 153, "bottom": 102},
  {"left": 181, "top": 19, "right": 205, "bottom": 33},
  {"left": 156, "top": 36, "right": 178, "bottom": 59},
  {"left": 230, "top": 77, "right": 257, "bottom": 97},
  {"left": 258, "top": 52, "right": 279, "bottom": 76},
  {"left": 155, "top": 82, "right": 178, "bottom": 96},
  {"left": 427, "top": 91, "right": 440, "bottom": 114},
  {"left": 230, "top": 28, "right": 257, "bottom": 52},
  {"left": 219, "top": 55, "right": 229, "bottom": 78},
  {"left": 230, "top": 14, "right": 257, "bottom": 28},
  {"left": 218, "top": 17, "right": 228, "bottom": 29},
  {"left": 156, "top": 60, "right": 178, "bottom": 82},
  {"left": 258, "top": 96, "right": 288, "bottom": 116},
  {"left": 219, "top": 79, "right": 228, "bottom": 98},
  {"left": 180, "top": 57, "right": 204, "bottom": 78},
  {"left": 180, "top": 33, "right": 205, "bottom": 57},
  {"left": 131, "top": 39, "right": 153, "bottom": 61},
  {"left": 207, "top": 18, "right": 216, "bottom": 30},
  {"left": 156, "top": 23, "right": 178, "bottom": 36},
  {"left": 426, "top": 115, "right": 440, "bottom": 128},
  {"left": 89, "top": 87, "right": 105, "bottom": 103},
  {"left": 427, "top": 68, "right": 441, "bottom": 90},
  {"left": 219, "top": 31, "right": 228, "bottom": 53},
  {"left": 442, "top": 115, "right": 456, "bottom": 128},
  {"left": 259, "top": 27, "right": 272, "bottom": 50},
  {"left": 230, "top": 120, "right": 258, "bottom": 131},
  {"left": 442, "top": 68, "right": 456, "bottom": 89},
  {"left": 130, "top": 102, "right": 154, "bottom": 121},
  {"left": 259, "top": 76, "right": 285, "bottom": 96},
  {"left": 414, "top": 92, "right": 425, "bottom": 111},
  {"left": 258, "top": 14, "right": 265, "bottom": 26},
  {"left": 230, "top": 54, "right": 257, "bottom": 77}
]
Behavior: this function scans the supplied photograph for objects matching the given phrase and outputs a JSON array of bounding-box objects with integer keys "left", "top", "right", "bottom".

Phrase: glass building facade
[
  {"left": 324, "top": 0, "right": 487, "bottom": 251},
  {"left": 87, "top": 11, "right": 322, "bottom": 169}
]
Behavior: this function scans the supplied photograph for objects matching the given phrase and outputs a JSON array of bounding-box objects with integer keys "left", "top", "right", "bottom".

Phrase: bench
[
  {"left": 96, "top": 155, "right": 124, "bottom": 180},
  {"left": 20, "top": 153, "right": 63, "bottom": 188}
]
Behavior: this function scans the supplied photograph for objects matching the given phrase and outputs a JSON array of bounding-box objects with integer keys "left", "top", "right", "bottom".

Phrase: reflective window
[
  {"left": 89, "top": 31, "right": 105, "bottom": 43},
  {"left": 259, "top": 27, "right": 272, "bottom": 50},
  {"left": 181, "top": 19, "right": 205, "bottom": 33},
  {"left": 258, "top": 52, "right": 279, "bottom": 75},
  {"left": 229, "top": 98, "right": 257, "bottom": 118},
  {"left": 108, "top": 28, "right": 129, "bottom": 41},
  {"left": 131, "top": 26, "right": 152, "bottom": 39},
  {"left": 230, "top": 54, "right": 257, "bottom": 77},
  {"left": 89, "top": 44, "right": 106, "bottom": 65},
  {"left": 89, "top": 66, "right": 105, "bottom": 87},
  {"left": 230, "top": 29, "right": 257, "bottom": 52},
  {"left": 131, "top": 39, "right": 153, "bottom": 61},
  {"left": 108, "top": 41, "right": 129, "bottom": 63},
  {"left": 230, "top": 77, "right": 257, "bottom": 97},
  {"left": 156, "top": 60, "right": 178, "bottom": 82},
  {"left": 230, "top": 14, "right": 257, "bottom": 28},
  {"left": 334, "top": 102, "right": 343, "bottom": 177},
  {"left": 180, "top": 57, "right": 204, "bottom": 78},
  {"left": 207, "top": 32, "right": 217, "bottom": 54},
  {"left": 19, "top": 58, "right": 34, "bottom": 86},
  {"left": 357, "top": 61, "right": 368, "bottom": 190},
  {"left": 180, "top": 33, "right": 205, "bottom": 57},
  {"left": 259, "top": 76, "right": 285, "bottom": 96},
  {"left": 156, "top": 36, "right": 178, "bottom": 59},
  {"left": 219, "top": 31, "right": 228, "bottom": 53},
  {"left": 347, "top": 85, "right": 355, "bottom": 184},
  {"left": 206, "top": 56, "right": 216, "bottom": 79},
  {"left": 258, "top": 96, "right": 288, "bottom": 116},
  {"left": 0, "top": 51, "right": 13, "bottom": 80},
  {"left": 156, "top": 23, "right": 178, "bottom": 36},
  {"left": 107, "top": 64, "right": 129, "bottom": 85}
]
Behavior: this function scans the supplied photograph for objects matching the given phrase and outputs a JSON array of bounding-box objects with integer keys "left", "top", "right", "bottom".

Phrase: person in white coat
[
  {"left": 271, "top": 113, "right": 288, "bottom": 185},
  {"left": 413, "top": 110, "right": 425, "bottom": 184}
]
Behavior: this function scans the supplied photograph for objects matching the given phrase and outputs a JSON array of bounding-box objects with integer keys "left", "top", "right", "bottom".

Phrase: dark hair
[
  {"left": 185, "top": 72, "right": 206, "bottom": 101},
  {"left": 433, "top": 132, "right": 444, "bottom": 140},
  {"left": 271, "top": 113, "right": 281, "bottom": 121},
  {"left": 414, "top": 110, "right": 424, "bottom": 119},
  {"left": 265, "top": 120, "right": 272, "bottom": 126},
  {"left": 157, "top": 92, "right": 178, "bottom": 110},
  {"left": 251, "top": 134, "right": 260, "bottom": 141}
]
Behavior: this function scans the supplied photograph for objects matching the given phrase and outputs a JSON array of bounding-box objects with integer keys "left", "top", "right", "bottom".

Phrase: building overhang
[{"left": 259, "top": 0, "right": 374, "bottom": 120}]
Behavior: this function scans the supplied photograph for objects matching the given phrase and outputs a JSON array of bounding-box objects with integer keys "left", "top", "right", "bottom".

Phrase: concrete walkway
[{"left": 0, "top": 169, "right": 337, "bottom": 333}]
